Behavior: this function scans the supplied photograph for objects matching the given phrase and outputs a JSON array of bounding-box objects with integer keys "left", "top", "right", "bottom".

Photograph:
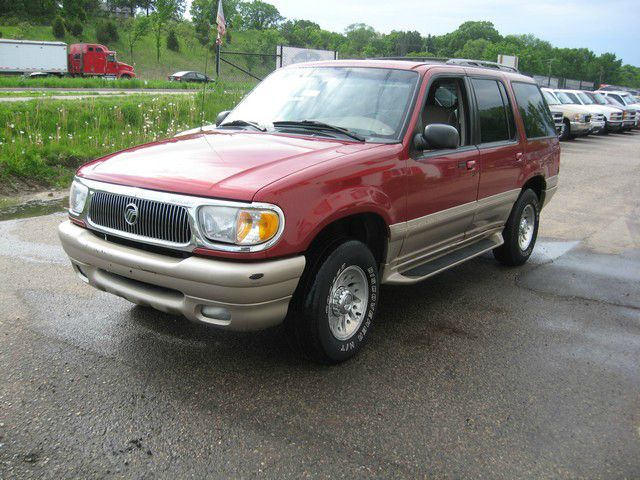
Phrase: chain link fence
[
  {"left": 531, "top": 74, "right": 595, "bottom": 90},
  {"left": 217, "top": 46, "right": 338, "bottom": 85}
]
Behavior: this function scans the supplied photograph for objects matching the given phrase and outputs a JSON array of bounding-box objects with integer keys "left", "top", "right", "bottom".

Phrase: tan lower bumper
[{"left": 58, "top": 221, "right": 305, "bottom": 331}]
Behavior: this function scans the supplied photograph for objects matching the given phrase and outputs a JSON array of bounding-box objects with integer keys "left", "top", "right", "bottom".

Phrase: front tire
[
  {"left": 493, "top": 189, "right": 540, "bottom": 266},
  {"left": 287, "top": 240, "right": 379, "bottom": 364},
  {"left": 559, "top": 119, "right": 570, "bottom": 140}
]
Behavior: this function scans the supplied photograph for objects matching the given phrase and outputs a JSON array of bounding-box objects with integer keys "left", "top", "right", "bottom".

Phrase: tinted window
[
  {"left": 471, "top": 78, "right": 514, "bottom": 143},
  {"left": 566, "top": 92, "right": 581, "bottom": 104},
  {"left": 512, "top": 82, "right": 556, "bottom": 139}
]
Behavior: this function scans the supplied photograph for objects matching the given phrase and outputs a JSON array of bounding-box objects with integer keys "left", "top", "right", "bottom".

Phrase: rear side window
[
  {"left": 512, "top": 83, "right": 556, "bottom": 139},
  {"left": 471, "top": 78, "right": 515, "bottom": 143}
]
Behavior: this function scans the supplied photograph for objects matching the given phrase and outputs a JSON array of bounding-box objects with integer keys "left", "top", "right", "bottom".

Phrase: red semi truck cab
[{"left": 68, "top": 43, "right": 135, "bottom": 79}]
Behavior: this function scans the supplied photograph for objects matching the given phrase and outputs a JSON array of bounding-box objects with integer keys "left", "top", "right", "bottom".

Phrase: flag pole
[{"left": 216, "top": 42, "right": 221, "bottom": 77}]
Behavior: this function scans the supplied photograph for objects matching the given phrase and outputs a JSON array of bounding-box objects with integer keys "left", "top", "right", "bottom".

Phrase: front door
[{"left": 399, "top": 75, "right": 480, "bottom": 269}]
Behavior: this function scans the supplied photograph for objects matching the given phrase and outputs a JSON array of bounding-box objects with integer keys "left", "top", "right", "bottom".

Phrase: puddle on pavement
[
  {"left": 0, "top": 196, "right": 68, "bottom": 221},
  {"left": 529, "top": 239, "right": 580, "bottom": 263}
]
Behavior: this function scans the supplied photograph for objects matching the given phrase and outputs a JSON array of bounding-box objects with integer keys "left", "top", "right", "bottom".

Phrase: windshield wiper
[
  {"left": 219, "top": 119, "right": 266, "bottom": 132},
  {"left": 273, "top": 120, "right": 365, "bottom": 142}
]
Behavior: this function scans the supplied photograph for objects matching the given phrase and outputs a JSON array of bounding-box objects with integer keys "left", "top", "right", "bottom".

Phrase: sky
[{"left": 188, "top": 0, "right": 640, "bottom": 66}]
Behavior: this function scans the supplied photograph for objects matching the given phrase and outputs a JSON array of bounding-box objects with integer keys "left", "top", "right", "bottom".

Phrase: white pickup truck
[
  {"left": 554, "top": 89, "right": 611, "bottom": 134},
  {"left": 594, "top": 90, "right": 640, "bottom": 130}
]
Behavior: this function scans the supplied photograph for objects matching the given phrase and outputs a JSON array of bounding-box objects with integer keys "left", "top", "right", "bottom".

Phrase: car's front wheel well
[{"left": 307, "top": 213, "right": 388, "bottom": 268}]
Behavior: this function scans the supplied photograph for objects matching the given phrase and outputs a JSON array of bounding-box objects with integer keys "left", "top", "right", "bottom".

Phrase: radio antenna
[{"left": 199, "top": 42, "right": 210, "bottom": 132}]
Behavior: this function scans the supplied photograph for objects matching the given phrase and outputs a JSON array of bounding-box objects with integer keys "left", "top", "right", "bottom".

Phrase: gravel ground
[{"left": 0, "top": 132, "right": 639, "bottom": 479}]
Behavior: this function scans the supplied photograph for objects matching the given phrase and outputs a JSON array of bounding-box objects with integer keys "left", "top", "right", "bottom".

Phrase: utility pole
[{"left": 547, "top": 58, "right": 555, "bottom": 87}]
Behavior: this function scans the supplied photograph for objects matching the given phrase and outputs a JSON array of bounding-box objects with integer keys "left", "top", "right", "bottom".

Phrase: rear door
[
  {"left": 510, "top": 81, "right": 560, "bottom": 194},
  {"left": 467, "top": 76, "right": 523, "bottom": 238}
]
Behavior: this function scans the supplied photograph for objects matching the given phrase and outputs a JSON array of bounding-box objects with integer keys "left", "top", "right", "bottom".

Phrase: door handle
[
  {"left": 466, "top": 160, "right": 477, "bottom": 170},
  {"left": 515, "top": 152, "right": 524, "bottom": 162}
]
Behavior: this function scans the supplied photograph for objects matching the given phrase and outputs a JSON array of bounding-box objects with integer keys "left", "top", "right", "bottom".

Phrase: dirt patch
[{"left": 0, "top": 175, "right": 64, "bottom": 197}]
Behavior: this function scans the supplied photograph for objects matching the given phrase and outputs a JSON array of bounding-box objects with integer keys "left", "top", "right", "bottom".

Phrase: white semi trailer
[{"left": 0, "top": 39, "right": 68, "bottom": 74}]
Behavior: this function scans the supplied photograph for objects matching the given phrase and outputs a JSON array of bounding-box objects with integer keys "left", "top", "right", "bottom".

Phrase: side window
[
  {"left": 96, "top": 47, "right": 103, "bottom": 53},
  {"left": 512, "top": 82, "right": 556, "bottom": 139},
  {"left": 419, "top": 77, "right": 470, "bottom": 148},
  {"left": 88, "top": 47, "right": 94, "bottom": 52},
  {"left": 471, "top": 78, "right": 514, "bottom": 143},
  {"left": 566, "top": 92, "right": 580, "bottom": 104}
]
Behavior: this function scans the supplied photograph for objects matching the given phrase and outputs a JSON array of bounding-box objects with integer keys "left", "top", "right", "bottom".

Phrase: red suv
[{"left": 59, "top": 59, "right": 560, "bottom": 363}]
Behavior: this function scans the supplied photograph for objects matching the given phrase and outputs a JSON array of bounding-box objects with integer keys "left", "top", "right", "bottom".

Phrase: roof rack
[{"left": 367, "top": 56, "right": 520, "bottom": 73}]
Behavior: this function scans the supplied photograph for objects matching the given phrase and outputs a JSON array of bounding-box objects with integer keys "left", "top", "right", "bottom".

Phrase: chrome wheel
[
  {"left": 518, "top": 204, "right": 535, "bottom": 251},
  {"left": 327, "top": 265, "right": 369, "bottom": 341}
]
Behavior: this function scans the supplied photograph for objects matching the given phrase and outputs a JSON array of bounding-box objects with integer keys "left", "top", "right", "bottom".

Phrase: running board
[{"left": 400, "top": 234, "right": 503, "bottom": 282}]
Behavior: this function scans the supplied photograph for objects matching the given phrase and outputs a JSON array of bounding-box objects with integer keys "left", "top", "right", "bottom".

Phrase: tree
[
  {"left": 52, "top": 16, "right": 66, "bottom": 39},
  {"left": 166, "top": 28, "right": 179, "bottom": 51},
  {"left": 124, "top": 15, "right": 150, "bottom": 63},
  {"left": 70, "top": 20, "right": 83, "bottom": 37},
  {"left": 96, "top": 20, "right": 119, "bottom": 45},
  {"left": 436, "top": 21, "right": 501, "bottom": 57},
  {"left": 454, "top": 38, "right": 491, "bottom": 60},
  {"left": 150, "top": 0, "right": 185, "bottom": 62},
  {"left": 191, "top": 0, "right": 241, "bottom": 45},
  {"left": 237, "top": 0, "right": 283, "bottom": 30},
  {"left": 342, "top": 23, "right": 378, "bottom": 58}
]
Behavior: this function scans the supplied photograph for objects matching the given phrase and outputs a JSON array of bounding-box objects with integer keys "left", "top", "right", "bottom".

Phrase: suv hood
[
  {"left": 78, "top": 130, "right": 380, "bottom": 201},
  {"left": 558, "top": 104, "right": 591, "bottom": 115},
  {"left": 579, "top": 104, "right": 612, "bottom": 115}
]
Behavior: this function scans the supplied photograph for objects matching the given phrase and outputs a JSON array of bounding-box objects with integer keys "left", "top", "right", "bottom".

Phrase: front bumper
[
  {"left": 589, "top": 120, "right": 605, "bottom": 132},
  {"left": 570, "top": 121, "right": 591, "bottom": 135},
  {"left": 58, "top": 221, "right": 305, "bottom": 331}
]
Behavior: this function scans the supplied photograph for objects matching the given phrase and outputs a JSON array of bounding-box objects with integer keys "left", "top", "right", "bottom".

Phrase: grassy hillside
[
  {"left": 0, "top": 89, "right": 246, "bottom": 188},
  {"left": 0, "top": 23, "right": 227, "bottom": 81}
]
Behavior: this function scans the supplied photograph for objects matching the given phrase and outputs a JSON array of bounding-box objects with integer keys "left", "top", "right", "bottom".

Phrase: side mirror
[
  {"left": 423, "top": 124, "right": 460, "bottom": 150},
  {"left": 215, "top": 111, "right": 231, "bottom": 126}
]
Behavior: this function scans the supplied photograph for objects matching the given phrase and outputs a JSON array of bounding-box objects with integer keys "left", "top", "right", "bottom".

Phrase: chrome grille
[
  {"left": 88, "top": 191, "right": 191, "bottom": 244},
  {"left": 552, "top": 112, "right": 563, "bottom": 127}
]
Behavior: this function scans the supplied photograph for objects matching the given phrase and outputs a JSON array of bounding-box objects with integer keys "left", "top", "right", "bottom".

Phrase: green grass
[
  {"left": 0, "top": 90, "right": 105, "bottom": 97},
  {"left": 0, "top": 85, "right": 248, "bottom": 187},
  {"left": 0, "top": 76, "right": 201, "bottom": 89}
]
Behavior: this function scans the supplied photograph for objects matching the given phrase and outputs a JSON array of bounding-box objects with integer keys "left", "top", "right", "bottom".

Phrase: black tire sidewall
[
  {"left": 560, "top": 119, "right": 570, "bottom": 140},
  {"left": 507, "top": 189, "right": 540, "bottom": 262},
  {"left": 303, "top": 240, "right": 379, "bottom": 363}
]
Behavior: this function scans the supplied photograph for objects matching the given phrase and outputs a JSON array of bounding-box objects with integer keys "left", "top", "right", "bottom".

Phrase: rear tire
[
  {"left": 286, "top": 240, "right": 379, "bottom": 364},
  {"left": 493, "top": 189, "right": 540, "bottom": 267}
]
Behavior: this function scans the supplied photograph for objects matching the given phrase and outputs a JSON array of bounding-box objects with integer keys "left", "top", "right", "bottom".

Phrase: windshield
[
  {"left": 222, "top": 67, "right": 420, "bottom": 142},
  {"left": 556, "top": 92, "right": 576, "bottom": 104},
  {"left": 590, "top": 93, "right": 607, "bottom": 105},
  {"left": 577, "top": 92, "right": 594, "bottom": 104},
  {"left": 619, "top": 94, "right": 634, "bottom": 105},
  {"left": 606, "top": 96, "right": 624, "bottom": 107},
  {"left": 543, "top": 91, "right": 560, "bottom": 105}
]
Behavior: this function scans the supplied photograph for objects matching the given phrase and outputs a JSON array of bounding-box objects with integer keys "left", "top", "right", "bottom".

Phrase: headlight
[
  {"left": 69, "top": 179, "right": 89, "bottom": 214},
  {"left": 198, "top": 205, "right": 281, "bottom": 246}
]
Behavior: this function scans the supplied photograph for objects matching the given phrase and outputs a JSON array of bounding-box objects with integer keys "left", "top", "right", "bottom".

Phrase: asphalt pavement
[{"left": 0, "top": 132, "right": 639, "bottom": 479}]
